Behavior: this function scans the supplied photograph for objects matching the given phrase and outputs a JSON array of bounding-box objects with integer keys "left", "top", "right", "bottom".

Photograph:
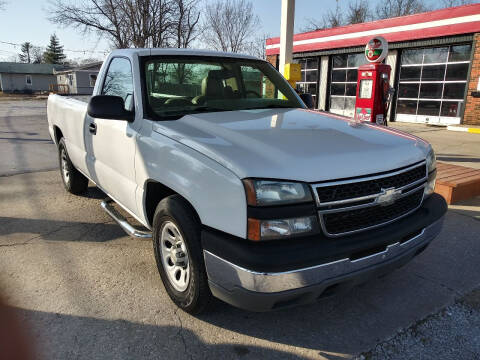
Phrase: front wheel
[
  {"left": 152, "top": 195, "right": 212, "bottom": 314},
  {"left": 58, "top": 138, "right": 88, "bottom": 194}
]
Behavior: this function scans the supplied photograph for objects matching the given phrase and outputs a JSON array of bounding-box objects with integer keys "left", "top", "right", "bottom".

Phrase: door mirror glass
[
  {"left": 87, "top": 95, "right": 134, "bottom": 121},
  {"left": 300, "top": 93, "right": 314, "bottom": 109}
]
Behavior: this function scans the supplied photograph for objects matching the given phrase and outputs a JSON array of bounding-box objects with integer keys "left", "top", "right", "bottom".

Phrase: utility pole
[{"left": 279, "top": 0, "right": 295, "bottom": 75}]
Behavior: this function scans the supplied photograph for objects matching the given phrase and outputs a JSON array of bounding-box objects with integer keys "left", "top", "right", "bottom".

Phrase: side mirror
[
  {"left": 87, "top": 95, "right": 134, "bottom": 121},
  {"left": 299, "top": 93, "right": 314, "bottom": 109}
]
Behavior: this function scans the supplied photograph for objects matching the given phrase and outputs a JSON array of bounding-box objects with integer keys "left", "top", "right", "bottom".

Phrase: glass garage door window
[
  {"left": 395, "top": 44, "right": 471, "bottom": 125},
  {"left": 294, "top": 58, "right": 319, "bottom": 107},
  {"left": 329, "top": 53, "right": 367, "bottom": 118}
]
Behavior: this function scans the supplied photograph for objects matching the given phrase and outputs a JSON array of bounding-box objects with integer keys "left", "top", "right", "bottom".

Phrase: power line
[{"left": 0, "top": 40, "right": 109, "bottom": 55}]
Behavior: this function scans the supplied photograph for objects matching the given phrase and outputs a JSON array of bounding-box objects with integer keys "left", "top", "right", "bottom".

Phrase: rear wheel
[
  {"left": 152, "top": 195, "right": 212, "bottom": 314},
  {"left": 58, "top": 138, "right": 88, "bottom": 194}
]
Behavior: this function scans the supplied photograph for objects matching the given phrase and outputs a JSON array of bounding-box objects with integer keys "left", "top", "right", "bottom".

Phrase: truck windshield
[{"left": 143, "top": 56, "right": 304, "bottom": 120}]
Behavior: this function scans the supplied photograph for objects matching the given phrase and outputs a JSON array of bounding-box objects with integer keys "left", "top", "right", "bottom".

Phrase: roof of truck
[{"left": 109, "top": 48, "right": 260, "bottom": 60}]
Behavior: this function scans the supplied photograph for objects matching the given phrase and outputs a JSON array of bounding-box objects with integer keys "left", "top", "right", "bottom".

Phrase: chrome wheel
[
  {"left": 60, "top": 148, "right": 70, "bottom": 185},
  {"left": 160, "top": 221, "right": 190, "bottom": 292}
]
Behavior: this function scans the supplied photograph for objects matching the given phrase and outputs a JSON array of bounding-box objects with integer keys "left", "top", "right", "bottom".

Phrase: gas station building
[{"left": 266, "top": 3, "right": 480, "bottom": 126}]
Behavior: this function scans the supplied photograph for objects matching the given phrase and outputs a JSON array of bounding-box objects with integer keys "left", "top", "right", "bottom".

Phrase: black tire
[
  {"left": 58, "top": 138, "right": 88, "bottom": 195},
  {"left": 152, "top": 195, "right": 212, "bottom": 314}
]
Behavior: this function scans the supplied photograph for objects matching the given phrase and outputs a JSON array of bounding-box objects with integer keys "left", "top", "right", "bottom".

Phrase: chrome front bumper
[{"left": 204, "top": 217, "right": 444, "bottom": 310}]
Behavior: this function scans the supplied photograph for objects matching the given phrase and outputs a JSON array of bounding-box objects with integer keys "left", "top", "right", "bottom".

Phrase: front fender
[{"left": 135, "top": 124, "right": 247, "bottom": 238}]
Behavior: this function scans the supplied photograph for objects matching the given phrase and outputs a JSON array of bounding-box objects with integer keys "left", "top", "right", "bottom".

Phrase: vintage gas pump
[{"left": 354, "top": 37, "right": 393, "bottom": 126}]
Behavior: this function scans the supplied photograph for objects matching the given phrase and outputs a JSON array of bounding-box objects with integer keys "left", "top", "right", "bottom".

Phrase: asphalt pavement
[
  {"left": 1, "top": 99, "right": 480, "bottom": 359},
  {"left": 0, "top": 100, "right": 57, "bottom": 176}
]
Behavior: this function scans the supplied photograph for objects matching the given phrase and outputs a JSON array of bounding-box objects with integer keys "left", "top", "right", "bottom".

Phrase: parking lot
[{"left": 1, "top": 99, "right": 480, "bottom": 359}]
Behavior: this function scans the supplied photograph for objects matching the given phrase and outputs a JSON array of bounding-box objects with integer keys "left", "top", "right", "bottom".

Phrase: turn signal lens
[{"left": 247, "top": 218, "right": 261, "bottom": 241}]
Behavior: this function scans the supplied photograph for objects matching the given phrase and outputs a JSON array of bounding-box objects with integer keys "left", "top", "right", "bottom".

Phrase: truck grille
[
  {"left": 322, "top": 189, "right": 424, "bottom": 235},
  {"left": 313, "top": 162, "right": 427, "bottom": 237},
  {"left": 316, "top": 164, "right": 426, "bottom": 203}
]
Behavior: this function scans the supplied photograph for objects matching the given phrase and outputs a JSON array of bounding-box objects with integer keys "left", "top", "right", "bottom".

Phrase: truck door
[{"left": 84, "top": 57, "right": 138, "bottom": 214}]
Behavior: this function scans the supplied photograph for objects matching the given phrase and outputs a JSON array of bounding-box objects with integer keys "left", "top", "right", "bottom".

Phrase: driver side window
[{"left": 102, "top": 57, "right": 134, "bottom": 111}]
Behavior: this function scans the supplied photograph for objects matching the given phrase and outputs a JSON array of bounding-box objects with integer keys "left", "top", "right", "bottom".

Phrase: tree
[
  {"left": 48, "top": 0, "right": 201, "bottom": 49},
  {"left": 376, "top": 0, "right": 429, "bottom": 19},
  {"left": 202, "top": 0, "right": 260, "bottom": 53},
  {"left": 43, "top": 34, "right": 66, "bottom": 64},
  {"left": 245, "top": 34, "right": 269, "bottom": 59},
  {"left": 346, "top": 0, "right": 370, "bottom": 24},
  {"left": 173, "top": 0, "right": 201, "bottom": 48},
  {"left": 441, "top": 0, "right": 473, "bottom": 6},
  {"left": 18, "top": 42, "right": 33, "bottom": 63},
  {"left": 0, "top": 1, "right": 6, "bottom": 10},
  {"left": 301, "top": 0, "right": 343, "bottom": 31},
  {"left": 31, "top": 47, "right": 44, "bottom": 64}
]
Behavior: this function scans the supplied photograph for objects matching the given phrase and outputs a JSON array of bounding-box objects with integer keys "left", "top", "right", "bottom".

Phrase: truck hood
[{"left": 152, "top": 108, "right": 430, "bottom": 182}]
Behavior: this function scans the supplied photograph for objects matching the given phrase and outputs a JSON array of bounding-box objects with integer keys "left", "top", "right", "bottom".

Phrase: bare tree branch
[
  {"left": 202, "top": 0, "right": 260, "bottom": 53},
  {"left": 376, "top": 0, "right": 430, "bottom": 19},
  {"left": 173, "top": 0, "right": 201, "bottom": 48},
  {"left": 47, "top": 0, "right": 202, "bottom": 49},
  {"left": 346, "top": 0, "right": 371, "bottom": 24},
  {"left": 301, "top": 0, "right": 343, "bottom": 31},
  {"left": 440, "top": 0, "right": 473, "bottom": 6}
]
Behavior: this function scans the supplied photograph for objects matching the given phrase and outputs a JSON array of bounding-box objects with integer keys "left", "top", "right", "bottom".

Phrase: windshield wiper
[
  {"left": 155, "top": 106, "right": 228, "bottom": 120},
  {"left": 243, "top": 104, "right": 294, "bottom": 110}
]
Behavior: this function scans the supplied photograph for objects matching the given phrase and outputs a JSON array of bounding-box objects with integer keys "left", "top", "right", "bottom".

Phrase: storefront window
[
  {"left": 395, "top": 44, "right": 471, "bottom": 125},
  {"left": 329, "top": 52, "right": 367, "bottom": 117}
]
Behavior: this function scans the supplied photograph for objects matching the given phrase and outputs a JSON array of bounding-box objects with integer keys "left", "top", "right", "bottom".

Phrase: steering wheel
[{"left": 245, "top": 90, "right": 261, "bottom": 98}]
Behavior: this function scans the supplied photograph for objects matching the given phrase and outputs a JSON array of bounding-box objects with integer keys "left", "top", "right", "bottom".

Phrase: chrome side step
[{"left": 101, "top": 198, "right": 152, "bottom": 239}]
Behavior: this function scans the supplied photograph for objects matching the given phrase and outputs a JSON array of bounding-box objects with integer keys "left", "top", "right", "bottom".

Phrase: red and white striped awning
[{"left": 266, "top": 4, "right": 480, "bottom": 56}]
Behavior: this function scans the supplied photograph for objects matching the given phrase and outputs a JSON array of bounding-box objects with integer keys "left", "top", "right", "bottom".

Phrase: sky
[{"left": 0, "top": 0, "right": 444, "bottom": 62}]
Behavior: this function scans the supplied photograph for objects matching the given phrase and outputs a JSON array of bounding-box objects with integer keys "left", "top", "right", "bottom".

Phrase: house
[
  {"left": 54, "top": 62, "right": 103, "bottom": 95},
  {"left": 0, "top": 62, "right": 65, "bottom": 93}
]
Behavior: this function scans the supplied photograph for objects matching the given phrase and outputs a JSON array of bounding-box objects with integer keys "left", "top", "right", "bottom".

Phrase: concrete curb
[{"left": 447, "top": 125, "right": 480, "bottom": 134}]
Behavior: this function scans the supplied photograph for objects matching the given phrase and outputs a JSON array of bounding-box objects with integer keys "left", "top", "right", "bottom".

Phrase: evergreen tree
[
  {"left": 43, "top": 34, "right": 66, "bottom": 64},
  {"left": 19, "top": 42, "right": 33, "bottom": 63}
]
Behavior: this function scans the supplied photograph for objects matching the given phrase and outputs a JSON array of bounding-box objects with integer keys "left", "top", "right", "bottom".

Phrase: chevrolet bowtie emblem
[{"left": 376, "top": 187, "right": 402, "bottom": 206}]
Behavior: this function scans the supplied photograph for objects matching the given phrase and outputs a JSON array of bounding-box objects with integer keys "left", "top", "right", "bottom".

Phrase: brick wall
[
  {"left": 266, "top": 54, "right": 278, "bottom": 69},
  {"left": 464, "top": 33, "right": 480, "bottom": 126}
]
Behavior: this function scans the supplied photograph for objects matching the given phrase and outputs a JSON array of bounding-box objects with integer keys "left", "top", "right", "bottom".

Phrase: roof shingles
[{"left": 0, "top": 62, "right": 66, "bottom": 75}]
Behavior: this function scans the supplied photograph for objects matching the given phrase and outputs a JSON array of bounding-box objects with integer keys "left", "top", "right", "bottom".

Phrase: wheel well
[
  {"left": 53, "top": 126, "right": 63, "bottom": 145},
  {"left": 145, "top": 181, "right": 200, "bottom": 228}
]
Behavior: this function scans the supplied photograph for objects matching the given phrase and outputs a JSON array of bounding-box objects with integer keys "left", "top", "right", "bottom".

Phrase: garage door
[
  {"left": 395, "top": 44, "right": 471, "bottom": 125},
  {"left": 329, "top": 53, "right": 367, "bottom": 118},
  {"left": 294, "top": 58, "right": 319, "bottom": 107}
]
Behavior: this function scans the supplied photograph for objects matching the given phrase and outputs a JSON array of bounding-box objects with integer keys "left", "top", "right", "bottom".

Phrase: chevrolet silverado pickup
[{"left": 47, "top": 49, "right": 447, "bottom": 313}]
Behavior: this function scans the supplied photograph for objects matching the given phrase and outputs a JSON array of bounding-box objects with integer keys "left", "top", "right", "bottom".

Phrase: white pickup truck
[{"left": 47, "top": 48, "right": 446, "bottom": 313}]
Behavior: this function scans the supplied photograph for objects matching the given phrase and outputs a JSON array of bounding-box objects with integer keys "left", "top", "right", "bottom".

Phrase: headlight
[
  {"left": 248, "top": 216, "right": 319, "bottom": 241},
  {"left": 424, "top": 148, "right": 437, "bottom": 197},
  {"left": 243, "top": 179, "right": 318, "bottom": 241},
  {"left": 243, "top": 179, "right": 313, "bottom": 206}
]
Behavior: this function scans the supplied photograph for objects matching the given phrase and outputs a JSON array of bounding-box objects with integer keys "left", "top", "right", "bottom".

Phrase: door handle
[{"left": 89, "top": 123, "right": 97, "bottom": 135}]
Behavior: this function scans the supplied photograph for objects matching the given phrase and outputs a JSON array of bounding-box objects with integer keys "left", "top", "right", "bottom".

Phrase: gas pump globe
[{"left": 354, "top": 36, "right": 393, "bottom": 126}]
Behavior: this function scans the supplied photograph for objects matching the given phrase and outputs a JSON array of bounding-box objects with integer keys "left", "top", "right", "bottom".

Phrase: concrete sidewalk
[{"left": 389, "top": 121, "right": 480, "bottom": 170}]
